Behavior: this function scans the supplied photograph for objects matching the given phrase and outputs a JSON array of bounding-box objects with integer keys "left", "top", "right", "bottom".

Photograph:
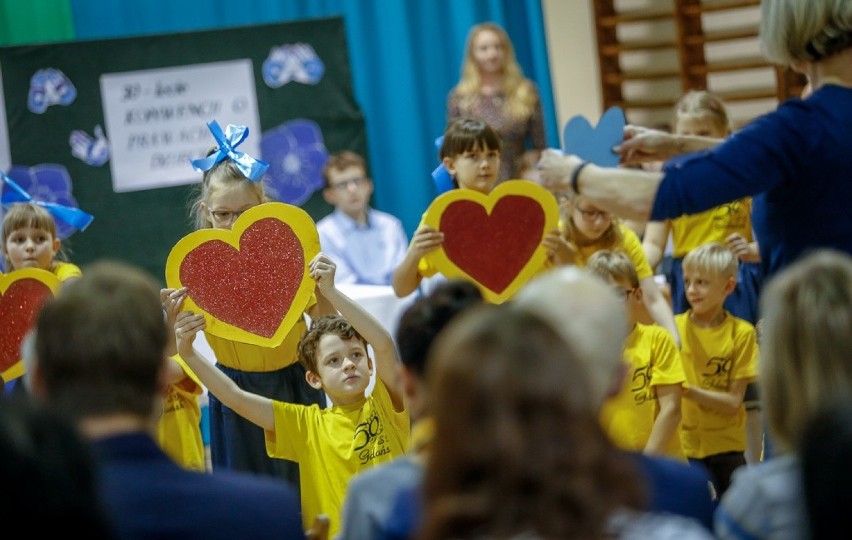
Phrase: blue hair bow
[
  {"left": 189, "top": 121, "right": 269, "bottom": 182},
  {"left": 1, "top": 172, "right": 94, "bottom": 232},
  {"left": 431, "top": 135, "right": 454, "bottom": 194}
]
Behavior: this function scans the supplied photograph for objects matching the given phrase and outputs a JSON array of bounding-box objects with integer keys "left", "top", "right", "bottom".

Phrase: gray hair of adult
[{"left": 513, "top": 266, "right": 629, "bottom": 409}]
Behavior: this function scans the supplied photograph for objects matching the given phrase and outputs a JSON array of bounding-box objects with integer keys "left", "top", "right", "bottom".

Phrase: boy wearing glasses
[
  {"left": 676, "top": 241, "right": 758, "bottom": 497},
  {"left": 317, "top": 151, "right": 409, "bottom": 286},
  {"left": 587, "top": 250, "right": 686, "bottom": 461}
]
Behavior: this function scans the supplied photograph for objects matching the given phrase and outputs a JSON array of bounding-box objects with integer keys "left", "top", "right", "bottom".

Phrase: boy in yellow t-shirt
[
  {"left": 156, "top": 355, "right": 206, "bottom": 471},
  {"left": 588, "top": 250, "right": 686, "bottom": 460},
  {"left": 172, "top": 252, "right": 408, "bottom": 537},
  {"left": 677, "top": 242, "right": 758, "bottom": 497}
]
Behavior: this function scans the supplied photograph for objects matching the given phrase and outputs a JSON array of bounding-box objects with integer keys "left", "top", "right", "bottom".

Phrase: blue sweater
[{"left": 652, "top": 84, "right": 852, "bottom": 277}]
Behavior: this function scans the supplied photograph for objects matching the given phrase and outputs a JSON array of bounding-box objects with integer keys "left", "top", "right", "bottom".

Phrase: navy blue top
[
  {"left": 633, "top": 453, "right": 715, "bottom": 530},
  {"left": 652, "top": 84, "right": 852, "bottom": 277},
  {"left": 379, "top": 452, "right": 716, "bottom": 538},
  {"left": 92, "top": 432, "right": 304, "bottom": 540}
]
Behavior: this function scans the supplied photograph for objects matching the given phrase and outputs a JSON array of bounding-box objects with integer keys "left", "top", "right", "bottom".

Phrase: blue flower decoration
[
  {"left": 260, "top": 120, "right": 328, "bottom": 205},
  {"left": 1, "top": 164, "right": 85, "bottom": 239}
]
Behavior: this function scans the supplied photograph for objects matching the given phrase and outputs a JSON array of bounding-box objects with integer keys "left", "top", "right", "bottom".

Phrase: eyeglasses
[
  {"left": 209, "top": 209, "right": 247, "bottom": 224},
  {"left": 328, "top": 177, "right": 368, "bottom": 192},
  {"left": 613, "top": 287, "right": 637, "bottom": 301},
  {"left": 574, "top": 206, "right": 611, "bottom": 221}
]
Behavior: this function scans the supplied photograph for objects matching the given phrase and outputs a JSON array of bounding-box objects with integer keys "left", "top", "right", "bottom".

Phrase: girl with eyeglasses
[
  {"left": 161, "top": 134, "right": 330, "bottom": 487},
  {"left": 557, "top": 192, "right": 680, "bottom": 347}
]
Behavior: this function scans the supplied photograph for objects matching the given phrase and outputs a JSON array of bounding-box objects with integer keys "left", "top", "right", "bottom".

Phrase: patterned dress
[{"left": 447, "top": 82, "right": 546, "bottom": 182}]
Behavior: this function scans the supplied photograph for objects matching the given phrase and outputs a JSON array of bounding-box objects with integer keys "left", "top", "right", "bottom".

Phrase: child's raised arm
[
  {"left": 642, "top": 221, "right": 670, "bottom": 271},
  {"left": 160, "top": 286, "right": 187, "bottom": 357},
  {"left": 170, "top": 295, "right": 275, "bottom": 431},
  {"left": 639, "top": 275, "right": 681, "bottom": 348},
  {"left": 392, "top": 225, "right": 443, "bottom": 297},
  {"left": 310, "top": 253, "right": 404, "bottom": 411}
]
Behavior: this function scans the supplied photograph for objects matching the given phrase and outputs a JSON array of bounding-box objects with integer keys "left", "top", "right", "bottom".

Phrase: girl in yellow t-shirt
[
  {"left": 2, "top": 202, "right": 82, "bottom": 282},
  {"left": 642, "top": 91, "right": 762, "bottom": 326},
  {"left": 160, "top": 122, "right": 330, "bottom": 484},
  {"left": 2, "top": 202, "right": 86, "bottom": 384},
  {"left": 558, "top": 193, "right": 679, "bottom": 346}
]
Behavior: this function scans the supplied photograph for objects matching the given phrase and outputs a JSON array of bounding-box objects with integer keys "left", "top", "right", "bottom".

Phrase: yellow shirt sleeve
[
  {"left": 53, "top": 261, "right": 82, "bottom": 282},
  {"left": 156, "top": 355, "right": 205, "bottom": 471},
  {"left": 265, "top": 379, "right": 410, "bottom": 536}
]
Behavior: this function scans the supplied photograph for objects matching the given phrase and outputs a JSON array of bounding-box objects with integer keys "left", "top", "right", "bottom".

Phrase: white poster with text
[{"left": 100, "top": 59, "right": 260, "bottom": 192}]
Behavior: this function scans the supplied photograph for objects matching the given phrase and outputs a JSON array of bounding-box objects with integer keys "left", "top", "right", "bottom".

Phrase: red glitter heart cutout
[
  {"left": 179, "top": 218, "right": 304, "bottom": 339},
  {"left": 0, "top": 278, "right": 53, "bottom": 372},
  {"left": 440, "top": 195, "right": 545, "bottom": 294}
]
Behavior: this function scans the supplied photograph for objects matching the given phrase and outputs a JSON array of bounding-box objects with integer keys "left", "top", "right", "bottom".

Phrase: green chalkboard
[{"left": 0, "top": 16, "right": 366, "bottom": 283}]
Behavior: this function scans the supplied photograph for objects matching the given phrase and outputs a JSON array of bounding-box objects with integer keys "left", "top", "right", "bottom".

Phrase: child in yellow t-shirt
[
  {"left": 391, "top": 117, "right": 566, "bottom": 300},
  {"left": 549, "top": 192, "right": 679, "bottom": 346},
  {"left": 2, "top": 202, "right": 84, "bottom": 384},
  {"left": 161, "top": 121, "right": 328, "bottom": 485},
  {"left": 172, "top": 252, "right": 408, "bottom": 537},
  {"left": 588, "top": 250, "right": 686, "bottom": 460},
  {"left": 156, "top": 355, "right": 205, "bottom": 471},
  {"left": 677, "top": 242, "right": 758, "bottom": 497}
]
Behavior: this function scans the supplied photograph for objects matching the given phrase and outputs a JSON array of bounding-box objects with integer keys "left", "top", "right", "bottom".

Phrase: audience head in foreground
[
  {"left": 716, "top": 249, "right": 852, "bottom": 540},
  {"left": 760, "top": 249, "right": 852, "bottom": 452},
  {"left": 513, "top": 265, "right": 629, "bottom": 407},
  {"left": 420, "top": 304, "right": 644, "bottom": 539},
  {"left": 31, "top": 260, "right": 304, "bottom": 540},
  {"left": 0, "top": 398, "right": 115, "bottom": 536},
  {"left": 514, "top": 266, "right": 716, "bottom": 530}
]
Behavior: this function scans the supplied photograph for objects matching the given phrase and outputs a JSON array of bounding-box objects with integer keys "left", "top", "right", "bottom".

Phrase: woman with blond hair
[{"left": 447, "top": 22, "right": 545, "bottom": 182}]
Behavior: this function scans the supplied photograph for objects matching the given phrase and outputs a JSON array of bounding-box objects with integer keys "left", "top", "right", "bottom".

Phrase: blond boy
[
  {"left": 588, "top": 250, "right": 686, "bottom": 460},
  {"left": 173, "top": 253, "right": 408, "bottom": 536},
  {"left": 677, "top": 242, "right": 758, "bottom": 496}
]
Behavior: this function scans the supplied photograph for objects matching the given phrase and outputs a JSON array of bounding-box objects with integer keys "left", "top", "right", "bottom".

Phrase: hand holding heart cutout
[
  {"left": 165, "top": 202, "right": 319, "bottom": 348},
  {"left": 0, "top": 268, "right": 61, "bottom": 381},
  {"left": 422, "top": 180, "right": 559, "bottom": 304},
  {"left": 562, "top": 106, "right": 626, "bottom": 167}
]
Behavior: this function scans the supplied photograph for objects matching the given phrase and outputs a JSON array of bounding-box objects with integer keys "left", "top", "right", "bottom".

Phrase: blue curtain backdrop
[{"left": 18, "top": 0, "right": 558, "bottom": 236}]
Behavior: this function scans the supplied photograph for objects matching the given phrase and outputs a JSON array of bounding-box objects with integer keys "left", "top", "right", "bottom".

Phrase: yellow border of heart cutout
[
  {"left": 423, "top": 180, "right": 559, "bottom": 304},
  {"left": 165, "top": 202, "right": 319, "bottom": 348},
  {"left": 0, "top": 268, "right": 61, "bottom": 381}
]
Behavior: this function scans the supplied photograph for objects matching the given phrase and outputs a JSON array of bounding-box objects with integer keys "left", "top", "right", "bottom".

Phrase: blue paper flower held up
[{"left": 189, "top": 121, "right": 270, "bottom": 182}]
